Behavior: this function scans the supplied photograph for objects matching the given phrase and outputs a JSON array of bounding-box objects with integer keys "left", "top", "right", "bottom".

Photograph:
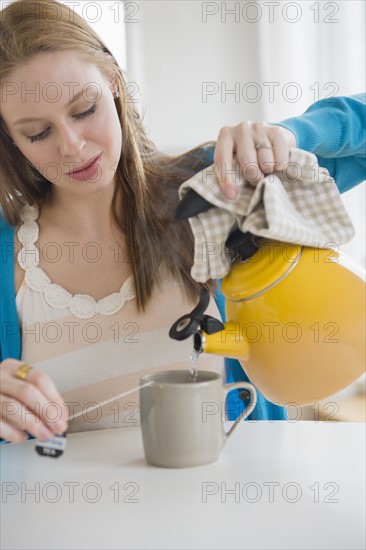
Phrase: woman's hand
[
  {"left": 0, "top": 359, "right": 68, "bottom": 443},
  {"left": 214, "top": 122, "right": 297, "bottom": 199}
]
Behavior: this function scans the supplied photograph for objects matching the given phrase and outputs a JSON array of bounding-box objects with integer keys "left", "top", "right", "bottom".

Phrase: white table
[{"left": 1, "top": 421, "right": 365, "bottom": 550}]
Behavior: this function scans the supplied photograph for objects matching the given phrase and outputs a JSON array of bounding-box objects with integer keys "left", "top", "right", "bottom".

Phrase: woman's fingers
[
  {"left": 0, "top": 420, "right": 28, "bottom": 444},
  {"left": 0, "top": 359, "right": 68, "bottom": 443},
  {"left": 214, "top": 121, "right": 297, "bottom": 197},
  {"left": 213, "top": 126, "right": 238, "bottom": 199},
  {"left": 18, "top": 366, "right": 69, "bottom": 429},
  {"left": 267, "top": 125, "right": 296, "bottom": 171},
  {"left": 6, "top": 373, "right": 67, "bottom": 433},
  {"left": 233, "top": 122, "right": 264, "bottom": 186},
  {"left": 251, "top": 122, "right": 276, "bottom": 177},
  {"left": 0, "top": 394, "right": 55, "bottom": 442}
]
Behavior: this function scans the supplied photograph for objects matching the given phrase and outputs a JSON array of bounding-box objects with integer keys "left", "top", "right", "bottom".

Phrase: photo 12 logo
[
  {"left": 0, "top": 1, "right": 140, "bottom": 24},
  {"left": 201, "top": 2, "right": 340, "bottom": 24},
  {"left": 201, "top": 481, "right": 340, "bottom": 503},
  {"left": 201, "top": 81, "right": 340, "bottom": 104},
  {"left": 1, "top": 481, "right": 140, "bottom": 504}
]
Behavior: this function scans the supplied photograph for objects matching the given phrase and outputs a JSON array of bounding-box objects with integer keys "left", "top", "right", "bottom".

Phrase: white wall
[
  {"left": 59, "top": 0, "right": 127, "bottom": 69},
  {"left": 125, "top": 0, "right": 263, "bottom": 152},
  {"left": 124, "top": 1, "right": 365, "bottom": 150}
]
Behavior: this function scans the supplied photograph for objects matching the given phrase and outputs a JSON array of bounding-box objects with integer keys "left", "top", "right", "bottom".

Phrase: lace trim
[{"left": 17, "top": 204, "right": 136, "bottom": 319}]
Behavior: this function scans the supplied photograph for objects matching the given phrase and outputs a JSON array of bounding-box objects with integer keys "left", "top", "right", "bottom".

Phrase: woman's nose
[{"left": 58, "top": 125, "right": 86, "bottom": 157}]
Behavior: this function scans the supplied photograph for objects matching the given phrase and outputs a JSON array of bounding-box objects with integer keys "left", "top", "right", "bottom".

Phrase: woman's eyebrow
[{"left": 13, "top": 89, "right": 85, "bottom": 125}]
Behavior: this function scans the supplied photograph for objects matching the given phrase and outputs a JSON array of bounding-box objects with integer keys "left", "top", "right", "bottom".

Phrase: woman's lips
[{"left": 68, "top": 154, "right": 102, "bottom": 181}]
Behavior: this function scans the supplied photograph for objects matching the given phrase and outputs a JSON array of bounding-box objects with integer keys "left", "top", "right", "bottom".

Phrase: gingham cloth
[{"left": 179, "top": 148, "right": 355, "bottom": 282}]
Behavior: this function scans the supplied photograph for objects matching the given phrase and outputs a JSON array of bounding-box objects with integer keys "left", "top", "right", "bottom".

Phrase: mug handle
[{"left": 223, "top": 382, "right": 257, "bottom": 439}]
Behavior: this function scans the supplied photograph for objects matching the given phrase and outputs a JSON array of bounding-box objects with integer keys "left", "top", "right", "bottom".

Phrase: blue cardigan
[
  {"left": 276, "top": 93, "right": 366, "bottom": 193},
  {"left": 1, "top": 93, "right": 365, "bottom": 430}
]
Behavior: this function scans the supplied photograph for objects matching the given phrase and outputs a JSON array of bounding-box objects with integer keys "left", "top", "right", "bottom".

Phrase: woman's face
[{"left": 1, "top": 50, "right": 122, "bottom": 197}]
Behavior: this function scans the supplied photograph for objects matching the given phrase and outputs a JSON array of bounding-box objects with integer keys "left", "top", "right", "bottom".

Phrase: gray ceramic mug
[{"left": 140, "top": 370, "right": 257, "bottom": 468}]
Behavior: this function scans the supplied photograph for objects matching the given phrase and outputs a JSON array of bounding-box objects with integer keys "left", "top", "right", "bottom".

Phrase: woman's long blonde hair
[{"left": 0, "top": 0, "right": 217, "bottom": 309}]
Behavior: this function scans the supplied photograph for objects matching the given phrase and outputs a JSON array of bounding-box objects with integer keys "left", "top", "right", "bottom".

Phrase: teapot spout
[{"left": 194, "top": 322, "right": 250, "bottom": 361}]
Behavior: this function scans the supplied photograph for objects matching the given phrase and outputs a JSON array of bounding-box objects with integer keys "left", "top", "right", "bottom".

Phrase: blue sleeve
[
  {"left": 0, "top": 215, "right": 21, "bottom": 363},
  {"left": 275, "top": 94, "right": 366, "bottom": 193},
  {"left": 0, "top": 213, "right": 23, "bottom": 444}
]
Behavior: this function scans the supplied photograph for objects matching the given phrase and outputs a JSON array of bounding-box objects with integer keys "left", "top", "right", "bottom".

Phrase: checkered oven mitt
[{"left": 179, "top": 148, "right": 355, "bottom": 283}]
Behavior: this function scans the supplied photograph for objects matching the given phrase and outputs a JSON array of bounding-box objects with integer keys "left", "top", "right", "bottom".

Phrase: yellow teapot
[{"left": 170, "top": 194, "right": 365, "bottom": 406}]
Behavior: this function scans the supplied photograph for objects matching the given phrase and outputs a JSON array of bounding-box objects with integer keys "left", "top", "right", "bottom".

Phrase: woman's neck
[{"left": 40, "top": 185, "right": 121, "bottom": 239}]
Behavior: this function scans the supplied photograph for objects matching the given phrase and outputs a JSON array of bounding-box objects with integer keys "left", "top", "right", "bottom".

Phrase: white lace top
[
  {"left": 16, "top": 205, "right": 224, "bottom": 433},
  {"left": 17, "top": 204, "right": 136, "bottom": 319}
]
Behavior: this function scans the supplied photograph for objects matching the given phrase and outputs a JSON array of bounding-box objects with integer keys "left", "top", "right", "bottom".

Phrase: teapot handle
[
  {"left": 175, "top": 189, "right": 213, "bottom": 219},
  {"left": 223, "top": 382, "right": 257, "bottom": 439}
]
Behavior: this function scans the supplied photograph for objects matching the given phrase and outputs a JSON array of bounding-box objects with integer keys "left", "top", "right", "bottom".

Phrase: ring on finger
[
  {"left": 15, "top": 363, "right": 33, "bottom": 381},
  {"left": 255, "top": 141, "right": 272, "bottom": 150}
]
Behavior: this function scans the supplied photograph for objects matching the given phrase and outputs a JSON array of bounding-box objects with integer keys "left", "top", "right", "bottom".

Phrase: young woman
[{"left": 0, "top": 0, "right": 230, "bottom": 443}]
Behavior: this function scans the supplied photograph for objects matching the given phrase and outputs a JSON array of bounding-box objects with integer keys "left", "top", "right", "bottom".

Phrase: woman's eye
[
  {"left": 26, "top": 103, "right": 98, "bottom": 143},
  {"left": 74, "top": 103, "right": 98, "bottom": 120},
  {"left": 27, "top": 129, "right": 48, "bottom": 143}
]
